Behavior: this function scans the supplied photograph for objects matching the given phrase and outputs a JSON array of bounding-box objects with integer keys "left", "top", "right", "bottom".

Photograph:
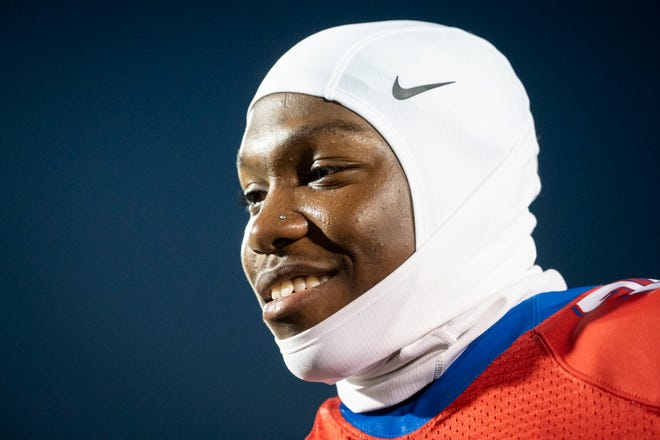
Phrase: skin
[{"left": 237, "top": 93, "right": 415, "bottom": 339}]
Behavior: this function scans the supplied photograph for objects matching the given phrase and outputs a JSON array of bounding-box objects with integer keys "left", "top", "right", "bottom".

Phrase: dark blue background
[{"left": 1, "top": 1, "right": 658, "bottom": 438}]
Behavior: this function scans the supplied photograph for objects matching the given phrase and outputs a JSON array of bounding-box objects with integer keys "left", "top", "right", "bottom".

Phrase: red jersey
[{"left": 307, "top": 279, "right": 660, "bottom": 439}]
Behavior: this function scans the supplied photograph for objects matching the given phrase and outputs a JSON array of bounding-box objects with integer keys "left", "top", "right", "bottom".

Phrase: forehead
[
  {"left": 247, "top": 93, "right": 368, "bottom": 135},
  {"left": 237, "top": 93, "right": 382, "bottom": 166}
]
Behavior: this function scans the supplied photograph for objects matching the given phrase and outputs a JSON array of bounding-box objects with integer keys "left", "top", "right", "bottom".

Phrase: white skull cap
[{"left": 248, "top": 20, "right": 536, "bottom": 250}]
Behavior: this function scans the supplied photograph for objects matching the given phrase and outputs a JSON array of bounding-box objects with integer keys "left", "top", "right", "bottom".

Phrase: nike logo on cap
[{"left": 392, "top": 76, "right": 455, "bottom": 100}]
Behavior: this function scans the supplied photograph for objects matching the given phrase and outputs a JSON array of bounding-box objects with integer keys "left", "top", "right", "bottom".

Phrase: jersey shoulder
[
  {"left": 535, "top": 278, "right": 660, "bottom": 407},
  {"left": 306, "top": 397, "right": 351, "bottom": 440}
]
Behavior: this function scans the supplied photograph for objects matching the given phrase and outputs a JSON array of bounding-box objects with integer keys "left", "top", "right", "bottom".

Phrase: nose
[{"left": 246, "top": 189, "right": 308, "bottom": 254}]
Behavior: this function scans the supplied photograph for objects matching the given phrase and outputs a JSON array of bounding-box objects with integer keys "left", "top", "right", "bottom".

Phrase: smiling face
[{"left": 238, "top": 93, "right": 415, "bottom": 339}]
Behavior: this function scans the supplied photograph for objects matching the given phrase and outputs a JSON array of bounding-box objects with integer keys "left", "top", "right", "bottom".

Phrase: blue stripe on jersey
[{"left": 339, "top": 286, "right": 593, "bottom": 438}]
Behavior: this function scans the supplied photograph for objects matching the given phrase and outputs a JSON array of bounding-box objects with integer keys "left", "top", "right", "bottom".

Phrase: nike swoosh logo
[{"left": 392, "top": 76, "right": 455, "bottom": 100}]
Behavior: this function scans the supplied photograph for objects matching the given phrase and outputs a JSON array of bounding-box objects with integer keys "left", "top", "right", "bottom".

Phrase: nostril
[{"left": 272, "top": 237, "right": 293, "bottom": 250}]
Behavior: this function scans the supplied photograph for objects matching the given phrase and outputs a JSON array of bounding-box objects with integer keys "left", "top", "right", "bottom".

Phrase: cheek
[
  {"left": 354, "top": 183, "right": 414, "bottom": 265},
  {"left": 240, "top": 221, "right": 258, "bottom": 287},
  {"left": 333, "top": 192, "right": 402, "bottom": 259}
]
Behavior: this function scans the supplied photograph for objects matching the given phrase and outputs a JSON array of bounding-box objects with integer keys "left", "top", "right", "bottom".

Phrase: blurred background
[{"left": 1, "top": 1, "right": 658, "bottom": 438}]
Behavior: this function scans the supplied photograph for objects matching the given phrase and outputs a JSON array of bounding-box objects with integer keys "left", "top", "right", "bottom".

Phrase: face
[{"left": 237, "top": 93, "right": 415, "bottom": 339}]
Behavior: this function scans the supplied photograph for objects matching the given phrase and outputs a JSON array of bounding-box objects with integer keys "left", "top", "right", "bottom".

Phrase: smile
[{"left": 271, "top": 275, "right": 331, "bottom": 300}]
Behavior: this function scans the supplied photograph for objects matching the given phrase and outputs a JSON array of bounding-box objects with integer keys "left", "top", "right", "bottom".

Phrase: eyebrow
[
  {"left": 237, "top": 118, "right": 367, "bottom": 167},
  {"left": 296, "top": 119, "right": 366, "bottom": 138}
]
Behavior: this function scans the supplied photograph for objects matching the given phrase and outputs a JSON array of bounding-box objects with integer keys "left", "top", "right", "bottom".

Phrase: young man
[{"left": 237, "top": 21, "right": 659, "bottom": 438}]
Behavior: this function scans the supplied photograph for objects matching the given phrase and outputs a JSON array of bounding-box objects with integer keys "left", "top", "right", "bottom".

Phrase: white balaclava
[{"left": 246, "top": 21, "right": 566, "bottom": 413}]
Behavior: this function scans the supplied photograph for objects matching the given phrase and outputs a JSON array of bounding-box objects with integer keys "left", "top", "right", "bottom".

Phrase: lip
[{"left": 255, "top": 262, "right": 337, "bottom": 303}]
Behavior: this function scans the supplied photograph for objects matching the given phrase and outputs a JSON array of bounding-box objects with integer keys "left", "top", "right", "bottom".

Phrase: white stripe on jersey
[{"left": 575, "top": 279, "right": 659, "bottom": 314}]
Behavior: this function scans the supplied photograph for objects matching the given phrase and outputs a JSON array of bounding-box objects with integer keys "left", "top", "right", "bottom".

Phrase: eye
[
  {"left": 306, "top": 165, "right": 345, "bottom": 184},
  {"left": 240, "top": 188, "right": 267, "bottom": 213}
]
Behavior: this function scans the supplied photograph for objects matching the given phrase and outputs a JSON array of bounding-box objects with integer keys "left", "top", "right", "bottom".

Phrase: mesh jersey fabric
[{"left": 306, "top": 280, "right": 660, "bottom": 439}]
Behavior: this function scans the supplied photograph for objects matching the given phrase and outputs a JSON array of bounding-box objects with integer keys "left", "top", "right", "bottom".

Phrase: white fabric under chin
[
  {"left": 274, "top": 118, "right": 566, "bottom": 411},
  {"left": 247, "top": 21, "right": 567, "bottom": 412}
]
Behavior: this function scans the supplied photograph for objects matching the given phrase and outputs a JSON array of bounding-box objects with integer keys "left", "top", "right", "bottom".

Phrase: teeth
[
  {"left": 305, "top": 276, "right": 320, "bottom": 288},
  {"left": 281, "top": 280, "right": 294, "bottom": 297},
  {"left": 293, "top": 277, "right": 306, "bottom": 292},
  {"left": 270, "top": 275, "right": 329, "bottom": 300},
  {"left": 271, "top": 284, "right": 282, "bottom": 300}
]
